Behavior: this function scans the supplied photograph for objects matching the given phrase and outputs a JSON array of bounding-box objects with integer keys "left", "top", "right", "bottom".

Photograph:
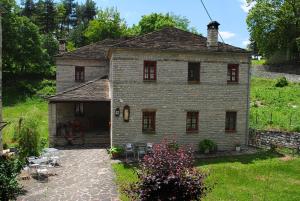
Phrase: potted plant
[
  {"left": 199, "top": 139, "right": 217, "bottom": 154},
  {"left": 235, "top": 142, "right": 241, "bottom": 152},
  {"left": 108, "top": 146, "right": 124, "bottom": 159}
]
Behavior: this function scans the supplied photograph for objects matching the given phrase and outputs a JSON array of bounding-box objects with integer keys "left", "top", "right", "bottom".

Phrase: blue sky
[{"left": 81, "top": 0, "right": 254, "bottom": 48}]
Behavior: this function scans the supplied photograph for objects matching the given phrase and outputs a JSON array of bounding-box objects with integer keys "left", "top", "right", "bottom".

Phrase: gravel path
[
  {"left": 251, "top": 66, "right": 300, "bottom": 83},
  {"left": 18, "top": 148, "right": 119, "bottom": 201}
]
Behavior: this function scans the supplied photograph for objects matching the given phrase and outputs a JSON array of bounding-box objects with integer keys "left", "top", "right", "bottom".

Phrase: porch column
[{"left": 48, "top": 102, "right": 57, "bottom": 146}]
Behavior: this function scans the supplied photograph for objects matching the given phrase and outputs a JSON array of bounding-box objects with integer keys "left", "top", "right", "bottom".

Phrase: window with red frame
[
  {"left": 227, "top": 64, "right": 239, "bottom": 83},
  {"left": 144, "top": 61, "right": 156, "bottom": 81},
  {"left": 75, "top": 66, "right": 85, "bottom": 82},
  {"left": 142, "top": 111, "right": 156, "bottom": 132},
  {"left": 186, "top": 111, "right": 199, "bottom": 132},
  {"left": 225, "top": 111, "right": 237, "bottom": 132}
]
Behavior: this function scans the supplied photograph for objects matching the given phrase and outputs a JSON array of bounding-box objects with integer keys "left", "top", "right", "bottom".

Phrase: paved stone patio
[{"left": 18, "top": 148, "right": 119, "bottom": 201}]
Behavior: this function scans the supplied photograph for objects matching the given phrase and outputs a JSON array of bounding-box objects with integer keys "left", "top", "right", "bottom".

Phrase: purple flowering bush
[{"left": 125, "top": 139, "right": 209, "bottom": 201}]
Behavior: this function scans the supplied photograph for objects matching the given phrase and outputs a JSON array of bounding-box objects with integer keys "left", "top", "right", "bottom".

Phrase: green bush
[
  {"left": 0, "top": 155, "right": 23, "bottom": 201},
  {"left": 275, "top": 77, "right": 288, "bottom": 87},
  {"left": 199, "top": 139, "right": 218, "bottom": 154},
  {"left": 16, "top": 117, "right": 41, "bottom": 160},
  {"left": 36, "top": 79, "right": 56, "bottom": 97}
]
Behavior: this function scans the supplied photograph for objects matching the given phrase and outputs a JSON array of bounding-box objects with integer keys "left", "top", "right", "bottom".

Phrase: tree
[
  {"left": 42, "top": 0, "right": 57, "bottom": 33},
  {"left": 21, "top": 0, "right": 35, "bottom": 18},
  {"left": 136, "top": 13, "right": 200, "bottom": 35},
  {"left": 247, "top": 0, "right": 300, "bottom": 62},
  {"left": 2, "top": 0, "right": 49, "bottom": 74},
  {"left": 84, "top": 8, "right": 127, "bottom": 43},
  {"left": 63, "top": 0, "right": 77, "bottom": 32}
]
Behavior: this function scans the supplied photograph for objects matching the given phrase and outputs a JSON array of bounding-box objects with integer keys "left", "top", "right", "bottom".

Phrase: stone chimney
[
  {"left": 59, "top": 39, "right": 66, "bottom": 54},
  {"left": 207, "top": 21, "right": 220, "bottom": 48}
]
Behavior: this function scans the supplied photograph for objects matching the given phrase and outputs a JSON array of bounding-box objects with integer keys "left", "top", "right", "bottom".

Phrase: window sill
[
  {"left": 188, "top": 81, "right": 200, "bottom": 84},
  {"left": 142, "top": 130, "right": 156, "bottom": 134},
  {"left": 227, "top": 82, "right": 239, "bottom": 85},
  {"left": 186, "top": 130, "right": 199, "bottom": 134},
  {"left": 143, "top": 80, "right": 157, "bottom": 83},
  {"left": 75, "top": 80, "right": 85, "bottom": 83},
  {"left": 225, "top": 130, "right": 237, "bottom": 133}
]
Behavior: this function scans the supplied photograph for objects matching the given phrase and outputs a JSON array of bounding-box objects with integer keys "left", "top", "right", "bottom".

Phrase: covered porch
[{"left": 48, "top": 78, "right": 111, "bottom": 147}]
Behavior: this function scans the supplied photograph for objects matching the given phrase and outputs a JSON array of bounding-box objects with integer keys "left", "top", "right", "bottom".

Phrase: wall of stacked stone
[{"left": 250, "top": 130, "right": 300, "bottom": 148}]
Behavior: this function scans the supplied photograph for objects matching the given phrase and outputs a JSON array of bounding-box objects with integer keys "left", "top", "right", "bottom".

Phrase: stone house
[{"left": 48, "top": 21, "right": 251, "bottom": 150}]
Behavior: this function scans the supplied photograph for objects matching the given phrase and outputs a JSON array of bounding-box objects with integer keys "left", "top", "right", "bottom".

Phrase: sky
[{"left": 78, "top": 0, "right": 254, "bottom": 48}]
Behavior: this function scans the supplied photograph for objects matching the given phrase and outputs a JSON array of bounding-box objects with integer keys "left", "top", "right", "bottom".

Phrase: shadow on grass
[{"left": 195, "top": 150, "right": 284, "bottom": 166}]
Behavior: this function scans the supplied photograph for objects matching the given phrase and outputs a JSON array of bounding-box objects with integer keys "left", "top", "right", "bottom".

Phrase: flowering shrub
[{"left": 125, "top": 139, "right": 209, "bottom": 201}]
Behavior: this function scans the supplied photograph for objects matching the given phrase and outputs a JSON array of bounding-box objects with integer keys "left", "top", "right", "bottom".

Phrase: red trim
[
  {"left": 143, "top": 61, "right": 157, "bottom": 81},
  {"left": 186, "top": 111, "right": 199, "bottom": 132},
  {"left": 227, "top": 64, "right": 239, "bottom": 83},
  {"left": 142, "top": 111, "right": 156, "bottom": 132}
]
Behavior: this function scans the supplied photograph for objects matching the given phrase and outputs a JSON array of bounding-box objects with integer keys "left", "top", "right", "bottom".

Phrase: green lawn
[
  {"left": 112, "top": 152, "right": 300, "bottom": 201},
  {"left": 250, "top": 78, "right": 300, "bottom": 131},
  {"left": 2, "top": 98, "right": 48, "bottom": 147}
]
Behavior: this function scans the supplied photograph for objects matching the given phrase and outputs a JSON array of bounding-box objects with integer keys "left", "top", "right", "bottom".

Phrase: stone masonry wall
[
  {"left": 250, "top": 130, "right": 300, "bottom": 148},
  {"left": 110, "top": 49, "right": 250, "bottom": 150},
  {"left": 56, "top": 58, "right": 109, "bottom": 92}
]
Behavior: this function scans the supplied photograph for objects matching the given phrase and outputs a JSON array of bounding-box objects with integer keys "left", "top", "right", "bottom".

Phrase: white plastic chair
[{"left": 125, "top": 143, "right": 135, "bottom": 161}]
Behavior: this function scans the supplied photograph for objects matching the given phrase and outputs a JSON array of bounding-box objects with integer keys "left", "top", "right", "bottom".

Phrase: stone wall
[
  {"left": 56, "top": 58, "right": 109, "bottom": 92},
  {"left": 250, "top": 130, "right": 300, "bottom": 148},
  {"left": 110, "top": 49, "right": 250, "bottom": 150}
]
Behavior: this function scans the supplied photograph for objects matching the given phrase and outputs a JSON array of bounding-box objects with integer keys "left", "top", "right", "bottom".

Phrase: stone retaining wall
[{"left": 249, "top": 130, "right": 300, "bottom": 148}]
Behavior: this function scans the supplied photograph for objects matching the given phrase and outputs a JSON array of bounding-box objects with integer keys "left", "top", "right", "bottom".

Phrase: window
[
  {"left": 225, "top": 111, "right": 237, "bottom": 132},
  {"left": 75, "top": 66, "right": 85, "bottom": 82},
  {"left": 188, "top": 62, "right": 200, "bottom": 82},
  {"left": 186, "top": 111, "right": 199, "bottom": 132},
  {"left": 144, "top": 61, "right": 156, "bottom": 81},
  {"left": 227, "top": 64, "right": 239, "bottom": 83},
  {"left": 75, "top": 103, "right": 84, "bottom": 116},
  {"left": 142, "top": 111, "right": 156, "bottom": 132}
]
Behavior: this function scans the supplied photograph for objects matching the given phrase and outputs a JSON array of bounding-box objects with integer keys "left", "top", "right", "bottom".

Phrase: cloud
[
  {"left": 242, "top": 40, "right": 250, "bottom": 47},
  {"left": 240, "top": 0, "right": 256, "bottom": 13},
  {"left": 219, "top": 31, "right": 236, "bottom": 40}
]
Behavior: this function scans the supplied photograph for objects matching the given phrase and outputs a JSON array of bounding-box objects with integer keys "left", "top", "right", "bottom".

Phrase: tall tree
[
  {"left": 247, "top": 0, "right": 300, "bottom": 62},
  {"left": 63, "top": 0, "right": 76, "bottom": 32},
  {"left": 2, "top": 0, "right": 49, "bottom": 74},
  {"left": 84, "top": 7, "right": 127, "bottom": 43},
  {"left": 135, "top": 13, "right": 200, "bottom": 35},
  {"left": 21, "top": 0, "right": 35, "bottom": 18},
  {"left": 44, "top": 0, "right": 57, "bottom": 33}
]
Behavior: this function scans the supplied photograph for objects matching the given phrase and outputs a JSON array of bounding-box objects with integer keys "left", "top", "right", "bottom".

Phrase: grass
[
  {"left": 112, "top": 151, "right": 300, "bottom": 201},
  {"left": 251, "top": 59, "right": 266, "bottom": 66},
  {"left": 2, "top": 79, "right": 54, "bottom": 147},
  {"left": 2, "top": 98, "right": 48, "bottom": 147},
  {"left": 250, "top": 77, "right": 300, "bottom": 131}
]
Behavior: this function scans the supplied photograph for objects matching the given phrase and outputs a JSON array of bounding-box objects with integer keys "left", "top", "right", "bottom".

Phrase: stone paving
[{"left": 18, "top": 148, "right": 119, "bottom": 201}]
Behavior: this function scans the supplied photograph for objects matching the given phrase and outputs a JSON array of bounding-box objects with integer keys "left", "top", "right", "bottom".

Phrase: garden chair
[
  {"left": 146, "top": 143, "right": 153, "bottom": 154},
  {"left": 136, "top": 143, "right": 146, "bottom": 160},
  {"left": 125, "top": 143, "right": 135, "bottom": 161},
  {"left": 36, "top": 164, "right": 49, "bottom": 180}
]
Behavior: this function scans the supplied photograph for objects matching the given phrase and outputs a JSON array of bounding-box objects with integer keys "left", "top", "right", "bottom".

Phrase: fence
[{"left": 249, "top": 110, "right": 300, "bottom": 131}]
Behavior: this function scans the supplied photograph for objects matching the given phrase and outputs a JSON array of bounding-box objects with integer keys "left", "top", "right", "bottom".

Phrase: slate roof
[
  {"left": 111, "top": 27, "right": 248, "bottom": 53},
  {"left": 56, "top": 38, "right": 130, "bottom": 59},
  {"left": 48, "top": 78, "right": 110, "bottom": 102}
]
